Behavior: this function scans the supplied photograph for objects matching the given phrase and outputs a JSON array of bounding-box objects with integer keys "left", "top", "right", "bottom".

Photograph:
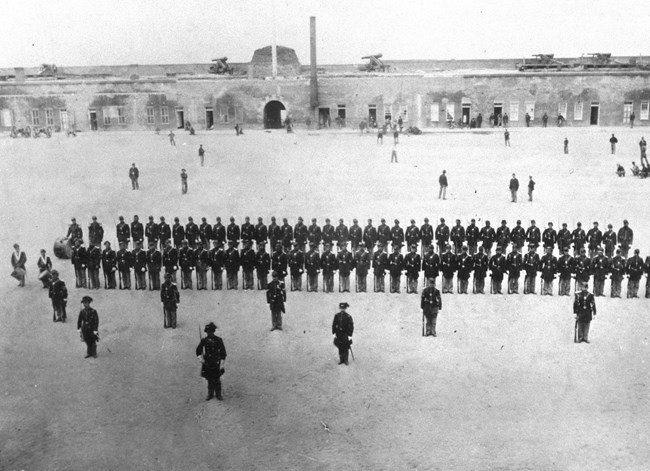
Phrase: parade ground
[{"left": 1, "top": 125, "right": 649, "bottom": 470}]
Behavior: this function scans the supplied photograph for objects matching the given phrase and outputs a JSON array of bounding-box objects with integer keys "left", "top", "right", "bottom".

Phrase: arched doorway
[{"left": 264, "top": 100, "right": 286, "bottom": 129}]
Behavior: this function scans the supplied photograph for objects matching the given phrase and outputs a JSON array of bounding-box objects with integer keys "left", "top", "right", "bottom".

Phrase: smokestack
[{"left": 310, "top": 16, "right": 319, "bottom": 109}]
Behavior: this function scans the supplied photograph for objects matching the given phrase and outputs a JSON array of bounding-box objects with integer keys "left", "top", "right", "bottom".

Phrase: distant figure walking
[
  {"left": 610, "top": 133, "right": 618, "bottom": 154},
  {"left": 564, "top": 138, "right": 569, "bottom": 154},
  {"left": 129, "top": 163, "right": 139, "bottom": 190},
  {"left": 198, "top": 145, "right": 205, "bottom": 167},
  {"left": 181, "top": 169, "right": 188, "bottom": 194},
  {"left": 390, "top": 148, "right": 398, "bottom": 163},
  {"left": 438, "top": 170, "right": 448, "bottom": 200},
  {"left": 377, "top": 126, "right": 383, "bottom": 144},
  {"left": 504, "top": 129, "right": 510, "bottom": 146},
  {"left": 169, "top": 130, "right": 176, "bottom": 146},
  {"left": 509, "top": 173, "right": 519, "bottom": 202},
  {"left": 630, "top": 111, "right": 635, "bottom": 128},
  {"left": 528, "top": 176, "right": 535, "bottom": 202}
]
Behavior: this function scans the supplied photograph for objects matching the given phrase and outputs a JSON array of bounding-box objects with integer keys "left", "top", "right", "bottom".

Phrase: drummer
[
  {"left": 37, "top": 249, "right": 53, "bottom": 288},
  {"left": 11, "top": 244, "right": 27, "bottom": 287}
]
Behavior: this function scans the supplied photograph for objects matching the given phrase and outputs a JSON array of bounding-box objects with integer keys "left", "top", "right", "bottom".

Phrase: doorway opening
[
  {"left": 493, "top": 103, "right": 503, "bottom": 121},
  {"left": 264, "top": 100, "right": 286, "bottom": 129},
  {"left": 89, "top": 109, "right": 98, "bottom": 131},
  {"left": 318, "top": 107, "right": 330, "bottom": 128},
  {"left": 175, "top": 108, "right": 185, "bottom": 129},
  {"left": 205, "top": 108, "right": 214, "bottom": 129},
  {"left": 590, "top": 103, "right": 599, "bottom": 125},
  {"left": 368, "top": 105, "right": 377, "bottom": 127},
  {"left": 462, "top": 104, "right": 471, "bottom": 124}
]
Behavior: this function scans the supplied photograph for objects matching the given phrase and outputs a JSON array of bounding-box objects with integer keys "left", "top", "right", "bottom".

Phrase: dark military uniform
[
  {"left": 435, "top": 221, "right": 449, "bottom": 255},
  {"left": 308, "top": 220, "right": 322, "bottom": 249},
  {"left": 523, "top": 249, "right": 540, "bottom": 294},
  {"left": 162, "top": 243, "right": 179, "bottom": 284},
  {"left": 455, "top": 249, "right": 472, "bottom": 294},
  {"left": 179, "top": 243, "right": 195, "bottom": 289},
  {"left": 354, "top": 246, "right": 370, "bottom": 292},
  {"left": 185, "top": 219, "right": 200, "bottom": 248},
  {"left": 609, "top": 252, "right": 625, "bottom": 298},
  {"left": 268, "top": 219, "right": 281, "bottom": 250},
  {"left": 557, "top": 225, "right": 572, "bottom": 254},
  {"left": 131, "top": 218, "right": 144, "bottom": 246},
  {"left": 332, "top": 307, "right": 354, "bottom": 364},
  {"left": 349, "top": 221, "right": 363, "bottom": 252},
  {"left": 574, "top": 253, "right": 591, "bottom": 291},
  {"left": 571, "top": 225, "right": 587, "bottom": 257},
  {"left": 542, "top": 225, "right": 557, "bottom": 254},
  {"left": 335, "top": 220, "right": 349, "bottom": 251},
  {"left": 377, "top": 220, "right": 390, "bottom": 249},
  {"left": 321, "top": 247, "right": 337, "bottom": 293},
  {"left": 489, "top": 250, "right": 506, "bottom": 294},
  {"left": 147, "top": 245, "right": 162, "bottom": 290},
  {"left": 212, "top": 219, "right": 226, "bottom": 247},
  {"left": 479, "top": 223, "right": 496, "bottom": 257},
  {"left": 373, "top": 247, "right": 388, "bottom": 292},
  {"left": 440, "top": 249, "right": 456, "bottom": 294},
  {"left": 420, "top": 220, "right": 434, "bottom": 256},
  {"left": 450, "top": 223, "right": 465, "bottom": 255},
  {"left": 294, "top": 219, "right": 309, "bottom": 253},
  {"left": 405, "top": 223, "right": 421, "bottom": 253},
  {"left": 172, "top": 221, "right": 185, "bottom": 249},
  {"left": 267, "top": 277, "right": 286, "bottom": 330},
  {"left": 422, "top": 247, "right": 440, "bottom": 288},
  {"left": 506, "top": 248, "right": 523, "bottom": 294},
  {"left": 404, "top": 247, "right": 422, "bottom": 294},
  {"left": 626, "top": 252, "right": 644, "bottom": 298},
  {"left": 87, "top": 245, "right": 101, "bottom": 289},
  {"left": 280, "top": 220, "right": 293, "bottom": 252},
  {"left": 644, "top": 255, "right": 650, "bottom": 298},
  {"left": 421, "top": 283, "right": 442, "bottom": 336},
  {"left": 557, "top": 250, "right": 574, "bottom": 296},
  {"left": 586, "top": 224, "right": 603, "bottom": 258},
  {"left": 288, "top": 245, "right": 305, "bottom": 291},
  {"left": 102, "top": 243, "right": 117, "bottom": 289},
  {"left": 161, "top": 277, "right": 180, "bottom": 328},
  {"left": 77, "top": 302, "right": 99, "bottom": 358},
  {"left": 591, "top": 251, "right": 608, "bottom": 297},
  {"left": 146, "top": 219, "right": 160, "bottom": 248},
  {"left": 132, "top": 246, "right": 147, "bottom": 290},
  {"left": 388, "top": 248, "right": 404, "bottom": 293},
  {"left": 510, "top": 223, "right": 526, "bottom": 252},
  {"left": 472, "top": 249, "right": 489, "bottom": 294},
  {"left": 390, "top": 221, "right": 404, "bottom": 252},
  {"left": 255, "top": 219, "right": 268, "bottom": 250},
  {"left": 71, "top": 242, "right": 88, "bottom": 288},
  {"left": 496, "top": 222, "right": 510, "bottom": 254},
  {"left": 49, "top": 276, "right": 68, "bottom": 322},
  {"left": 305, "top": 244, "right": 321, "bottom": 292},
  {"left": 116, "top": 219, "right": 131, "bottom": 248},
  {"left": 196, "top": 245, "right": 211, "bottom": 290},
  {"left": 255, "top": 245, "right": 271, "bottom": 290},
  {"left": 241, "top": 219, "right": 255, "bottom": 246},
  {"left": 199, "top": 220, "right": 212, "bottom": 247},
  {"left": 363, "top": 221, "right": 378, "bottom": 254},
  {"left": 337, "top": 247, "right": 354, "bottom": 292},
  {"left": 88, "top": 220, "right": 104, "bottom": 247},
  {"left": 602, "top": 228, "right": 617, "bottom": 258},
  {"left": 573, "top": 289, "right": 596, "bottom": 343},
  {"left": 525, "top": 224, "right": 541, "bottom": 252},
  {"left": 225, "top": 244, "right": 240, "bottom": 289},
  {"left": 209, "top": 243, "right": 226, "bottom": 290},
  {"left": 158, "top": 218, "right": 172, "bottom": 248},
  {"left": 617, "top": 223, "right": 633, "bottom": 259},
  {"left": 196, "top": 327, "right": 227, "bottom": 400},
  {"left": 540, "top": 250, "right": 558, "bottom": 295},
  {"left": 239, "top": 244, "right": 256, "bottom": 290}
]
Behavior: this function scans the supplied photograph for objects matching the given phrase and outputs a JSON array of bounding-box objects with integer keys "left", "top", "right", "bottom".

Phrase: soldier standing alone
[
  {"left": 267, "top": 271, "right": 286, "bottom": 331},
  {"left": 161, "top": 273, "right": 180, "bottom": 328},
  {"left": 421, "top": 278, "right": 442, "bottom": 336},
  {"left": 573, "top": 285, "right": 596, "bottom": 343},
  {"left": 77, "top": 296, "right": 99, "bottom": 358},
  {"left": 49, "top": 270, "right": 68, "bottom": 322},
  {"left": 196, "top": 322, "right": 226, "bottom": 401},
  {"left": 332, "top": 302, "right": 354, "bottom": 365}
]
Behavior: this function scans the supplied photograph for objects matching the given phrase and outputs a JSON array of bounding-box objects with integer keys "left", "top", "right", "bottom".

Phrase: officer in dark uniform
[
  {"left": 523, "top": 244, "right": 540, "bottom": 294},
  {"left": 421, "top": 278, "right": 442, "bottom": 336},
  {"left": 71, "top": 239, "right": 88, "bottom": 288},
  {"left": 377, "top": 218, "right": 390, "bottom": 249},
  {"left": 225, "top": 240, "right": 240, "bottom": 289},
  {"left": 373, "top": 243, "right": 388, "bottom": 292},
  {"left": 241, "top": 216, "right": 255, "bottom": 247},
  {"left": 179, "top": 240, "right": 195, "bottom": 289},
  {"left": 440, "top": 244, "right": 456, "bottom": 294},
  {"left": 158, "top": 216, "right": 171, "bottom": 249},
  {"left": 255, "top": 217, "right": 268, "bottom": 250},
  {"left": 557, "top": 247, "right": 574, "bottom": 296},
  {"left": 591, "top": 247, "right": 608, "bottom": 297},
  {"left": 332, "top": 302, "right": 354, "bottom": 365},
  {"left": 87, "top": 243, "right": 101, "bottom": 289},
  {"left": 66, "top": 217, "right": 83, "bottom": 245},
  {"left": 472, "top": 246, "right": 489, "bottom": 294},
  {"left": 363, "top": 219, "right": 378, "bottom": 254},
  {"left": 489, "top": 246, "right": 506, "bottom": 294},
  {"left": 145, "top": 216, "right": 159, "bottom": 249},
  {"left": 293, "top": 217, "right": 309, "bottom": 253},
  {"left": 77, "top": 296, "right": 99, "bottom": 358},
  {"left": 405, "top": 220, "right": 420, "bottom": 253},
  {"left": 196, "top": 242, "right": 211, "bottom": 290},
  {"left": 349, "top": 219, "right": 362, "bottom": 252},
  {"left": 404, "top": 243, "right": 421, "bottom": 294},
  {"left": 420, "top": 218, "right": 434, "bottom": 256},
  {"left": 185, "top": 217, "right": 200, "bottom": 248},
  {"left": 271, "top": 243, "right": 288, "bottom": 282},
  {"left": 305, "top": 242, "right": 321, "bottom": 292},
  {"left": 574, "top": 248, "right": 592, "bottom": 291},
  {"left": 280, "top": 218, "right": 294, "bottom": 252},
  {"left": 609, "top": 248, "right": 625, "bottom": 298},
  {"left": 255, "top": 242, "right": 271, "bottom": 290},
  {"left": 131, "top": 215, "right": 144, "bottom": 247},
  {"left": 542, "top": 222, "right": 557, "bottom": 254},
  {"left": 196, "top": 322, "right": 227, "bottom": 401},
  {"left": 540, "top": 246, "right": 558, "bottom": 295},
  {"left": 88, "top": 216, "right": 104, "bottom": 247},
  {"left": 209, "top": 241, "right": 225, "bottom": 290},
  {"left": 267, "top": 271, "right": 286, "bottom": 331},
  {"left": 450, "top": 219, "right": 465, "bottom": 254},
  {"left": 101, "top": 241, "right": 117, "bottom": 289},
  {"left": 116, "top": 216, "right": 131, "bottom": 248},
  {"left": 435, "top": 218, "right": 450, "bottom": 255},
  {"left": 132, "top": 241, "right": 147, "bottom": 290},
  {"left": 510, "top": 220, "right": 526, "bottom": 253},
  {"left": 199, "top": 217, "right": 212, "bottom": 247},
  {"left": 268, "top": 217, "right": 281, "bottom": 250},
  {"left": 161, "top": 273, "right": 180, "bottom": 328},
  {"left": 354, "top": 243, "right": 370, "bottom": 292},
  {"left": 337, "top": 242, "right": 354, "bottom": 292},
  {"left": 626, "top": 249, "right": 644, "bottom": 298},
  {"left": 465, "top": 219, "right": 480, "bottom": 256},
  {"left": 390, "top": 219, "right": 404, "bottom": 252},
  {"left": 321, "top": 243, "right": 338, "bottom": 293},
  {"left": 587, "top": 222, "right": 603, "bottom": 258},
  {"left": 557, "top": 223, "right": 572, "bottom": 254},
  {"left": 335, "top": 218, "right": 349, "bottom": 251},
  {"left": 525, "top": 220, "right": 541, "bottom": 253},
  {"left": 617, "top": 220, "right": 633, "bottom": 258},
  {"left": 308, "top": 218, "right": 322, "bottom": 250},
  {"left": 602, "top": 224, "right": 617, "bottom": 258},
  {"left": 172, "top": 217, "right": 185, "bottom": 249},
  {"left": 162, "top": 239, "right": 179, "bottom": 284},
  {"left": 506, "top": 245, "right": 523, "bottom": 294},
  {"left": 288, "top": 240, "right": 305, "bottom": 291},
  {"left": 212, "top": 217, "right": 226, "bottom": 247},
  {"left": 147, "top": 241, "right": 162, "bottom": 290},
  {"left": 573, "top": 285, "right": 596, "bottom": 343},
  {"left": 422, "top": 244, "right": 440, "bottom": 288},
  {"left": 240, "top": 240, "right": 256, "bottom": 290},
  {"left": 49, "top": 270, "right": 68, "bottom": 322}
]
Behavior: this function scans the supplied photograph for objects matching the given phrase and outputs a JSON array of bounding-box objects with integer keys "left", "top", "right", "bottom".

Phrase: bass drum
[{"left": 53, "top": 237, "right": 73, "bottom": 259}]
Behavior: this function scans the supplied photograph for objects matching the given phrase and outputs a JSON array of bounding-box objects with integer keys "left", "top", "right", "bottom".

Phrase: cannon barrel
[
  {"left": 361, "top": 53, "right": 382, "bottom": 60},
  {"left": 212, "top": 57, "right": 228, "bottom": 62}
]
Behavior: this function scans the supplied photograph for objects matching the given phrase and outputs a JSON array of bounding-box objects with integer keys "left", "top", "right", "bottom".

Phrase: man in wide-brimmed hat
[
  {"left": 196, "top": 322, "right": 227, "bottom": 401},
  {"left": 77, "top": 296, "right": 99, "bottom": 358}
]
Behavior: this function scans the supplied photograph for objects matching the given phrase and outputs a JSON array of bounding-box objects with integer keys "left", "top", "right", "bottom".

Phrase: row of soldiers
[
  {"left": 69, "top": 231, "right": 650, "bottom": 299},
  {"left": 66, "top": 215, "right": 637, "bottom": 259}
]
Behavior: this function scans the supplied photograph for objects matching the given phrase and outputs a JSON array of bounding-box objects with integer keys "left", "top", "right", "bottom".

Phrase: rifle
[{"left": 422, "top": 313, "right": 425, "bottom": 337}]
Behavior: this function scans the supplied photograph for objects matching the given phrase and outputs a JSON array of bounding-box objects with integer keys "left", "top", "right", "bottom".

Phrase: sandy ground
[{"left": 0, "top": 125, "right": 649, "bottom": 471}]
